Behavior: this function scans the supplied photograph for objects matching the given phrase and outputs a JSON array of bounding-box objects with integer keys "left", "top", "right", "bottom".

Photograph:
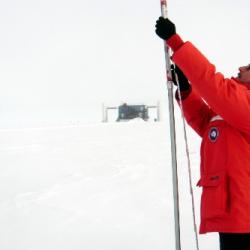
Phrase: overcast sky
[{"left": 0, "top": 0, "right": 250, "bottom": 127}]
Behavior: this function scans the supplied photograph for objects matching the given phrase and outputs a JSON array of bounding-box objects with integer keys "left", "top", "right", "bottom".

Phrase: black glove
[
  {"left": 171, "top": 65, "right": 190, "bottom": 91},
  {"left": 155, "top": 17, "right": 176, "bottom": 40}
]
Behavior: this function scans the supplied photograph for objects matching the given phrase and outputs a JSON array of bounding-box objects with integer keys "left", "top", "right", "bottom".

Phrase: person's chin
[{"left": 234, "top": 77, "right": 245, "bottom": 84}]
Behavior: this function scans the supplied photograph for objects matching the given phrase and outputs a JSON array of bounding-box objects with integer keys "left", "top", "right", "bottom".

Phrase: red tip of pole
[{"left": 161, "top": 0, "right": 166, "bottom": 5}]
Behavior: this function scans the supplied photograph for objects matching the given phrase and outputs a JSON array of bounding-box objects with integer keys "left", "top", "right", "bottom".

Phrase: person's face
[{"left": 236, "top": 64, "right": 250, "bottom": 84}]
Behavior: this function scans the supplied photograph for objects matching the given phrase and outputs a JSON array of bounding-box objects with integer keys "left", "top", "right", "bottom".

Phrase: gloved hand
[
  {"left": 171, "top": 65, "right": 190, "bottom": 91},
  {"left": 155, "top": 17, "right": 176, "bottom": 40}
]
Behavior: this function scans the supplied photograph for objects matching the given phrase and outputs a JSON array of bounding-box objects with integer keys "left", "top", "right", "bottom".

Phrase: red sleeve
[
  {"left": 175, "top": 88, "right": 192, "bottom": 101},
  {"left": 166, "top": 34, "right": 184, "bottom": 52},
  {"left": 172, "top": 42, "right": 250, "bottom": 134},
  {"left": 176, "top": 88, "right": 215, "bottom": 137}
]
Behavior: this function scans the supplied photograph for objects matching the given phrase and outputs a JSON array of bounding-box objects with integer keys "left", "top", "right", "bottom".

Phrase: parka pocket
[{"left": 197, "top": 171, "right": 228, "bottom": 219}]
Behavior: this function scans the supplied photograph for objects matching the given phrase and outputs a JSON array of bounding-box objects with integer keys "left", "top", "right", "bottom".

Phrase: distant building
[
  {"left": 102, "top": 102, "right": 161, "bottom": 123},
  {"left": 117, "top": 103, "right": 149, "bottom": 121}
]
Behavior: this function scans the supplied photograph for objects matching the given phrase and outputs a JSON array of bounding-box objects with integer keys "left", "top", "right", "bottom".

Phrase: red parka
[{"left": 171, "top": 38, "right": 250, "bottom": 234}]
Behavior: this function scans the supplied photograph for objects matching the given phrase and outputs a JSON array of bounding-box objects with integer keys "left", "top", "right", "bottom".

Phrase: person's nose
[{"left": 239, "top": 66, "right": 247, "bottom": 72}]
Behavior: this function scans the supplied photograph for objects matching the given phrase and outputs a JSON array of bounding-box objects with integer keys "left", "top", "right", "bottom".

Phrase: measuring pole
[{"left": 160, "top": 1, "right": 181, "bottom": 250}]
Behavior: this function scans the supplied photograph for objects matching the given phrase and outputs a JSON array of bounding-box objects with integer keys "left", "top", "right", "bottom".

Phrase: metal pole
[{"left": 160, "top": 1, "right": 181, "bottom": 250}]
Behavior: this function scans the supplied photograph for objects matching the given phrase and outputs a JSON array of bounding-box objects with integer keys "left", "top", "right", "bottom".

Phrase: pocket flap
[{"left": 197, "top": 172, "right": 225, "bottom": 187}]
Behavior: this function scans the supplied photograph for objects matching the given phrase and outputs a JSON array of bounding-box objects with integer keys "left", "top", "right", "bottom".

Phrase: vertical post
[
  {"left": 160, "top": 1, "right": 181, "bottom": 250},
  {"left": 102, "top": 103, "right": 108, "bottom": 122},
  {"left": 157, "top": 101, "right": 161, "bottom": 121}
]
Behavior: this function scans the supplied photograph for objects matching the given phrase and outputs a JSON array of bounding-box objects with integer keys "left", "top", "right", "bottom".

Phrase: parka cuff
[
  {"left": 175, "top": 87, "right": 192, "bottom": 101},
  {"left": 166, "top": 34, "right": 184, "bottom": 52}
]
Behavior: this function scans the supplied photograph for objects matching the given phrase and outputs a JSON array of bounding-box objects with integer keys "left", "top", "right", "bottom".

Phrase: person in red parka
[{"left": 155, "top": 17, "right": 250, "bottom": 250}]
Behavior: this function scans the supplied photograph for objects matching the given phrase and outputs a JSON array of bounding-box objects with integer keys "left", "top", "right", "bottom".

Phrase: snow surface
[{"left": 0, "top": 121, "right": 219, "bottom": 250}]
